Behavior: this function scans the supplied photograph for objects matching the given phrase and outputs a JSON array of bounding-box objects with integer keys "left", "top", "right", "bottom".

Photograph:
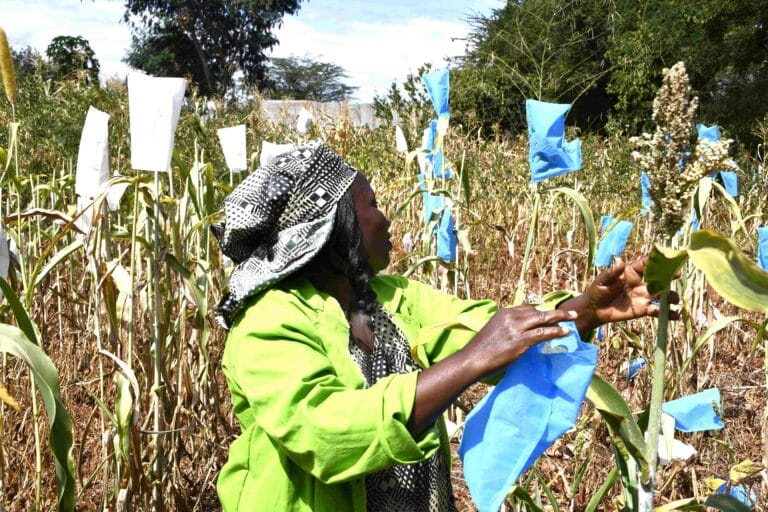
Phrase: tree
[
  {"left": 123, "top": 0, "right": 304, "bottom": 96},
  {"left": 265, "top": 55, "right": 357, "bottom": 102},
  {"left": 46, "top": 35, "right": 100, "bottom": 85},
  {"left": 606, "top": 0, "right": 768, "bottom": 143},
  {"left": 456, "top": 0, "right": 614, "bottom": 133}
]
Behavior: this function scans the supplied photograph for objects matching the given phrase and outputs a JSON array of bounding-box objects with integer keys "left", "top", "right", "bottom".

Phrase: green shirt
[{"left": 217, "top": 274, "right": 498, "bottom": 511}]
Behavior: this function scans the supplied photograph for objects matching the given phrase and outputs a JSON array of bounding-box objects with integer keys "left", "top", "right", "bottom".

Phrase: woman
[{"left": 214, "top": 142, "right": 670, "bottom": 511}]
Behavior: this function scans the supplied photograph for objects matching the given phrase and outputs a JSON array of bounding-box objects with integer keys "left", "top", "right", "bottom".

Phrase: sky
[{"left": 3, "top": 0, "right": 503, "bottom": 102}]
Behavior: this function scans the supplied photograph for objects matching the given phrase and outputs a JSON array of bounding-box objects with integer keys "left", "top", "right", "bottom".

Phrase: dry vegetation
[{"left": 0, "top": 66, "right": 766, "bottom": 512}]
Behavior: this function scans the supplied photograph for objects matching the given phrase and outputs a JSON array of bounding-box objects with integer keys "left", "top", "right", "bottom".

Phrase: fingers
[
  {"left": 646, "top": 303, "right": 681, "bottom": 320},
  {"left": 595, "top": 261, "right": 625, "bottom": 286},
  {"left": 524, "top": 324, "right": 573, "bottom": 346},
  {"left": 518, "top": 307, "right": 577, "bottom": 330}
]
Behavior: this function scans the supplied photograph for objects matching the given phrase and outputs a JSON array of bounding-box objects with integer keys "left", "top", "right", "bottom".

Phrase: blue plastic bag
[
  {"left": 459, "top": 322, "right": 597, "bottom": 512},
  {"left": 758, "top": 226, "right": 768, "bottom": 271},
  {"left": 662, "top": 388, "right": 724, "bottom": 432},
  {"left": 641, "top": 171, "right": 652, "bottom": 214},
  {"left": 418, "top": 173, "right": 445, "bottom": 224},
  {"left": 719, "top": 170, "right": 738, "bottom": 197},
  {"left": 599, "top": 215, "right": 614, "bottom": 234},
  {"left": 422, "top": 119, "right": 437, "bottom": 151},
  {"left": 697, "top": 123, "right": 720, "bottom": 142},
  {"left": 427, "top": 148, "right": 453, "bottom": 179},
  {"left": 423, "top": 68, "right": 450, "bottom": 119},
  {"left": 715, "top": 483, "right": 756, "bottom": 509},
  {"left": 526, "top": 100, "right": 582, "bottom": 183},
  {"left": 437, "top": 207, "right": 456, "bottom": 262},
  {"left": 624, "top": 358, "right": 647, "bottom": 380},
  {"left": 594, "top": 220, "right": 633, "bottom": 267}
]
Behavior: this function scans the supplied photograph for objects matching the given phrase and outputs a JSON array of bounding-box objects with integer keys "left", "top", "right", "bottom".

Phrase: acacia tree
[
  {"left": 123, "top": 0, "right": 304, "bottom": 96},
  {"left": 265, "top": 55, "right": 357, "bottom": 102}
]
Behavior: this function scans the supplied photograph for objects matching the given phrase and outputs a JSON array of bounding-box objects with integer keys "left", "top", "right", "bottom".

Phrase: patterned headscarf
[{"left": 212, "top": 141, "right": 358, "bottom": 327}]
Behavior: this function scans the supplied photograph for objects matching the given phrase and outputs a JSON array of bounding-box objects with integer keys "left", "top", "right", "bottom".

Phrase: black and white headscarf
[{"left": 212, "top": 141, "right": 358, "bottom": 328}]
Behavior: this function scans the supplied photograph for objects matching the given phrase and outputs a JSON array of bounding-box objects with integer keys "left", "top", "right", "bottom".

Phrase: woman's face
[{"left": 351, "top": 174, "right": 391, "bottom": 273}]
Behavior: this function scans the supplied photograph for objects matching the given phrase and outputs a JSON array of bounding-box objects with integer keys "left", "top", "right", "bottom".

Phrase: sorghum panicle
[{"left": 630, "top": 62, "right": 738, "bottom": 239}]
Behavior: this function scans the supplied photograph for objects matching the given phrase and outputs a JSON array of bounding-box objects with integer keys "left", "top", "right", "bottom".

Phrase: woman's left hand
[{"left": 561, "top": 257, "right": 679, "bottom": 335}]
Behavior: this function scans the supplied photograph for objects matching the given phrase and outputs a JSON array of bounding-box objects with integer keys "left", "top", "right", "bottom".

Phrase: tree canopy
[
  {"left": 265, "top": 55, "right": 357, "bottom": 102},
  {"left": 123, "top": 0, "right": 304, "bottom": 96},
  {"left": 46, "top": 35, "right": 100, "bottom": 86},
  {"left": 380, "top": 0, "right": 768, "bottom": 145}
]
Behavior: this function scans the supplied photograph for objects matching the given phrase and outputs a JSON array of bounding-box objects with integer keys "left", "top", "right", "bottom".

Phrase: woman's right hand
[
  {"left": 463, "top": 306, "right": 577, "bottom": 380},
  {"left": 408, "top": 305, "right": 576, "bottom": 436}
]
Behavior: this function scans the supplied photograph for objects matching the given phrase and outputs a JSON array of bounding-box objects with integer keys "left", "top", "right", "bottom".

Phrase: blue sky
[{"left": 4, "top": 0, "right": 503, "bottom": 101}]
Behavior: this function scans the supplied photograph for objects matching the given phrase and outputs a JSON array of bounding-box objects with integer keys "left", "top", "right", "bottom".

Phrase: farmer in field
[{"left": 213, "top": 141, "right": 668, "bottom": 511}]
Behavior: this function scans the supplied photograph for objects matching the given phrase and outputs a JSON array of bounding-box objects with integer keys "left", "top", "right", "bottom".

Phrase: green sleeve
[
  {"left": 388, "top": 276, "right": 499, "bottom": 369},
  {"left": 224, "top": 289, "right": 441, "bottom": 485}
]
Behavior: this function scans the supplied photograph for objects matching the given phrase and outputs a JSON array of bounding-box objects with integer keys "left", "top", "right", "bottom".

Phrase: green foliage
[
  {"left": 265, "top": 54, "right": 357, "bottom": 101},
  {"left": 45, "top": 35, "right": 100, "bottom": 86},
  {"left": 606, "top": 0, "right": 768, "bottom": 143},
  {"left": 457, "top": 0, "right": 613, "bottom": 133},
  {"left": 453, "top": 0, "right": 768, "bottom": 145},
  {"left": 123, "top": 0, "right": 304, "bottom": 96},
  {"left": 0, "top": 316, "right": 76, "bottom": 512}
]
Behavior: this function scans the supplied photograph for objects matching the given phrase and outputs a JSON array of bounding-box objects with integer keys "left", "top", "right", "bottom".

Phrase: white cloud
[
  {"left": 4, "top": 0, "right": 132, "bottom": 80},
  {"left": 270, "top": 16, "right": 474, "bottom": 102},
  {"left": 3, "top": 0, "right": 503, "bottom": 99}
]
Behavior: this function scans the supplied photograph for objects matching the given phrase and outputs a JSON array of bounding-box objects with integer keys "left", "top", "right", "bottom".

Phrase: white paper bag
[
  {"left": 260, "top": 141, "right": 295, "bottom": 167},
  {"left": 76, "top": 106, "right": 110, "bottom": 197},
  {"left": 217, "top": 125, "right": 247, "bottom": 172},
  {"left": 296, "top": 107, "right": 313, "bottom": 135},
  {"left": 395, "top": 126, "right": 408, "bottom": 153},
  {"left": 128, "top": 73, "right": 187, "bottom": 172}
]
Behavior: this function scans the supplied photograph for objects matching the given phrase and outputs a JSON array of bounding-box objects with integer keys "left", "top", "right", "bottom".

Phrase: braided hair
[{"left": 301, "top": 187, "right": 377, "bottom": 314}]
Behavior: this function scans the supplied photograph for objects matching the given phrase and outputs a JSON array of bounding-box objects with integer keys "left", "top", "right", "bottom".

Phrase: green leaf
[
  {"left": 677, "top": 316, "right": 753, "bottom": 385},
  {"left": 0, "top": 323, "right": 75, "bottom": 512},
  {"left": 688, "top": 230, "right": 768, "bottom": 313},
  {"left": 584, "top": 466, "right": 618, "bottom": 512},
  {"left": 548, "top": 187, "right": 596, "bottom": 280},
  {"left": 507, "top": 485, "right": 545, "bottom": 512},
  {"left": 0, "top": 276, "right": 41, "bottom": 345},
  {"left": 32, "top": 238, "right": 84, "bottom": 288},
  {"left": 704, "top": 493, "right": 753, "bottom": 512},
  {"left": 654, "top": 497, "right": 702, "bottom": 511},
  {"left": 644, "top": 244, "right": 689, "bottom": 297},
  {"left": 586, "top": 375, "right": 649, "bottom": 479}
]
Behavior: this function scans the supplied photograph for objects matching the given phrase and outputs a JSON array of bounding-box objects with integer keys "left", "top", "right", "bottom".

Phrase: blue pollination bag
[
  {"left": 641, "top": 172, "right": 652, "bottom": 214},
  {"left": 423, "top": 68, "right": 450, "bottom": 119},
  {"left": 697, "top": 123, "right": 720, "bottom": 142},
  {"left": 594, "top": 220, "right": 633, "bottom": 267},
  {"left": 697, "top": 123, "right": 738, "bottom": 196},
  {"left": 459, "top": 321, "right": 597, "bottom": 512},
  {"left": 758, "top": 226, "right": 768, "bottom": 271},
  {"left": 526, "top": 99, "right": 582, "bottom": 183},
  {"left": 422, "top": 119, "right": 437, "bottom": 151},
  {"left": 720, "top": 170, "right": 738, "bottom": 197},
  {"left": 662, "top": 388, "right": 724, "bottom": 432},
  {"left": 437, "top": 207, "right": 456, "bottom": 262},
  {"left": 599, "top": 215, "right": 614, "bottom": 234}
]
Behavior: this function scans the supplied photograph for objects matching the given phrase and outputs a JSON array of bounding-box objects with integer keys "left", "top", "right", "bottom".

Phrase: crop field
[{"left": 1, "top": 39, "right": 767, "bottom": 512}]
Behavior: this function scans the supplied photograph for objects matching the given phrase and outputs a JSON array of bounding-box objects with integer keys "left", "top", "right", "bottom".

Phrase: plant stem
[
  {"left": 641, "top": 290, "right": 671, "bottom": 510},
  {"left": 514, "top": 187, "right": 540, "bottom": 305}
]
